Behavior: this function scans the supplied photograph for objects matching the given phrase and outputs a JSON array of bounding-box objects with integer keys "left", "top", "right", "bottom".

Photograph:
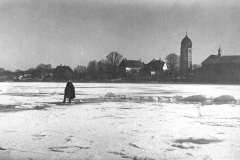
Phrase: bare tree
[
  {"left": 74, "top": 65, "right": 87, "bottom": 79},
  {"left": 74, "top": 65, "right": 86, "bottom": 73},
  {"left": 106, "top": 51, "right": 123, "bottom": 67},
  {"left": 87, "top": 60, "right": 98, "bottom": 79},
  {"left": 106, "top": 51, "right": 123, "bottom": 78}
]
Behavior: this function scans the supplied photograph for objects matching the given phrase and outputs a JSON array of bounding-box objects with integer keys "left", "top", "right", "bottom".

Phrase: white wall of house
[{"left": 126, "top": 67, "right": 141, "bottom": 73}]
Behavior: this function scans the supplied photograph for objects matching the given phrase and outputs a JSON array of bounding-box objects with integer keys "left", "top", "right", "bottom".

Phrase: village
[{"left": 0, "top": 33, "right": 240, "bottom": 84}]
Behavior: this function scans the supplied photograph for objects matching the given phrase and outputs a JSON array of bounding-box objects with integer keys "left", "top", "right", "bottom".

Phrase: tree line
[
  {"left": 0, "top": 52, "right": 201, "bottom": 81},
  {"left": 74, "top": 51, "right": 123, "bottom": 80},
  {"left": 0, "top": 51, "right": 123, "bottom": 81}
]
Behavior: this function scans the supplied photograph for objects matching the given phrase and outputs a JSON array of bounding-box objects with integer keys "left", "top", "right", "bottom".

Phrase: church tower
[
  {"left": 179, "top": 33, "right": 192, "bottom": 76},
  {"left": 218, "top": 47, "right": 222, "bottom": 57}
]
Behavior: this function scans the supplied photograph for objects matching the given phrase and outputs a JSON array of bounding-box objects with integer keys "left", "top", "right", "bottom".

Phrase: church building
[
  {"left": 179, "top": 33, "right": 192, "bottom": 76},
  {"left": 201, "top": 47, "right": 240, "bottom": 76}
]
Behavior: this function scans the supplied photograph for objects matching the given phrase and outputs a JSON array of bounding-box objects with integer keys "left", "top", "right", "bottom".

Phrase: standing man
[{"left": 63, "top": 79, "right": 75, "bottom": 103}]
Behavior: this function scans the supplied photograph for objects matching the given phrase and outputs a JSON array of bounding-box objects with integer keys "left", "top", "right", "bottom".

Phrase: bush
[{"left": 213, "top": 95, "right": 236, "bottom": 102}]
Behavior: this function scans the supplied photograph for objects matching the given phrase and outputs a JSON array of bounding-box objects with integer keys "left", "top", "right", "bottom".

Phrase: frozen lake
[{"left": 0, "top": 82, "right": 240, "bottom": 160}]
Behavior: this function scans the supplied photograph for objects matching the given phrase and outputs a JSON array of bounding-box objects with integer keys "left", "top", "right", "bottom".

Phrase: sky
[{"left": 0, "top": 0, "right": 240, "bottom": 71}]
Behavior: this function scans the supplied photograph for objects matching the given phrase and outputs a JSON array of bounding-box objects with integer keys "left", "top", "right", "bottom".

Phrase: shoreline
[{"left": 1, "top": 80, "right": 239, "bottom": 85}]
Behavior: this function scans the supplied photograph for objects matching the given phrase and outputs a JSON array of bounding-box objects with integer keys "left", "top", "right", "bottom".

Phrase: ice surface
[{"left": 0, "top": 82, "right": 239, "bottom": 159}]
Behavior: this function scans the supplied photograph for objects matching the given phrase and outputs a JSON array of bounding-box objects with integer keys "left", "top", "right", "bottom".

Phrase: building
[
  {"left": 118, "top": 59, "right": 144, "bottom": 78},
  {"left": 14, "top": 71, "right": 32, "bottom": 81},
  {"left": 53, "top": 65, "right": 74, "bottom": 80},
  {"left": 202, "top": 47, "right": 240, "bottom": 76},
  {"left": 179, "top": 33, "right": 192, "bottom": 76},
  {"left": 140, "top": 59, "right": 165, "bottom": 78}
]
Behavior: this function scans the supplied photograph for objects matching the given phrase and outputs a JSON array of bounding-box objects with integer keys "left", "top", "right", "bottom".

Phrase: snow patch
[
  {"left": 148, "top": 96, "right": 158, "bottom": 101},
  {"left": 104, "top": 92, "right": 116, "bottom": 98},
  {"left": 124, "top": 93, "right": 133, "bottom": 99},
  {"left": 50, "top": 91, "right": 59, "bottom": 95},
  {"left": 3, "top": 87, "right": 40, "bottom": 94},
  {"left": 4, "top": 87, "right": 22, "bottom": 93},
  {"left": 158, "top": 97, "right": 171, "bottom": 102}
]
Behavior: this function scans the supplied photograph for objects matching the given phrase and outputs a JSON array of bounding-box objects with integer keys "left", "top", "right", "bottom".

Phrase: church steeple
[
  {"left": 181, "top": 32, "right": 192, "bottom": 48},
  {"left": 218, "top": 46, "right": 222, "bottom": 57},
  {"left": 180, "top": 32, "right": 192, "bottom": 76}
]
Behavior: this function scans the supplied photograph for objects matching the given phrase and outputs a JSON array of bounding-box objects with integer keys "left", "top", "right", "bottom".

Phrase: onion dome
[{"left": 181, "top": 34, "right": 192, "bottom": 48}]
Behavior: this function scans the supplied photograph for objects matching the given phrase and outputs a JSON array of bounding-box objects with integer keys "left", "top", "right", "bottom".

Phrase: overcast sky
[{"left": 0, "top": 0, "right": 240, "bottom": 70}]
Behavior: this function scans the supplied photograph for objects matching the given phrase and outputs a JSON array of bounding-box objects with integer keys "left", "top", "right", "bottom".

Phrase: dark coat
[{"left": 64, "top": 82, "right": 75, "bottom": 99}]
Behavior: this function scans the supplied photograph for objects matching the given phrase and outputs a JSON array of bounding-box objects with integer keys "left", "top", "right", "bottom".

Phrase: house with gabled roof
[
  {"left": 118, "top": 58, "right": 144, "bottom": 78},
  {"left": 53, "top": 65, "right": 74, "bottom": 80},
  {"left": 140, "top": 58, "right": 165, "bottom": 78}
]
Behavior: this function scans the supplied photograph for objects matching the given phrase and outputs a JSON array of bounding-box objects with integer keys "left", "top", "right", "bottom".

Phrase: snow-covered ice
[{"left": 0, "top": 82, "right": 240, "bottom": 160}]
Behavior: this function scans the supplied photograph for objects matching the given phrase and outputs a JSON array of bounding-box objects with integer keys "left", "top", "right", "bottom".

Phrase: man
[{"left": 63, "top": 79, "right": 75, "bottom": 103}]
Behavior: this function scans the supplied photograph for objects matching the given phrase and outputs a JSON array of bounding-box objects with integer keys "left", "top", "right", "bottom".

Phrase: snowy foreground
[{"left": 0, "top": 83, "right": 240, "bottom": 160}]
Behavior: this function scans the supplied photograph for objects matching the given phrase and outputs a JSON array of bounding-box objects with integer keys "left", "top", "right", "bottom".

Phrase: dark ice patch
[
  {"left": 48, "top": 146, "right": 89, "bottom": 153},
  {"left": 108, "top": 151, "right": 132, "bottom": 159},
  {"left": 33, "top": 134, "right": 46, "bottom": 137},
  {"left": 171, "top": 144, "right": 195, "bottom": 149},
  {"left": 0, "top": 104, "right": 32, "bottom": 113},
  {"left": 129, "top": 143, "right": 143, "bottom": 149},
  {"left": 0, "top": 147, "right": 6, "bottom": 150},
  {"left": 133, "top": 156, "right": 156, "bottom": 160},
  {"left": 201, "top": 122, "right": 237, "bottom": 128},
  {"left": 75, "top": 86, "right": 116, "bottom": 88},
  {"left": 174, "top": 137, "right": 223, "bottom": 145}
]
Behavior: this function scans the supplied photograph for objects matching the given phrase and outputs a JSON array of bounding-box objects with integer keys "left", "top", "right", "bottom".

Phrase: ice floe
[{"left": 213, "top": 95, "right": 236, "bottom": 103}]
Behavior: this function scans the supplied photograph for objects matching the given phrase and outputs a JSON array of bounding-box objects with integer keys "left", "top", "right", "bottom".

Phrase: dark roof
[
  {"left": 145, "top": 59, "right": 165, "bottom": 71},
  {"left": 22, "top": 71, "right": 32, "bottom": 74},
  {"left": 181, "top": 34, "right": 192, "bottom": 48},
  {"left": 147, "top": 59, "right": 165, "bottom": 66},
  {"left": 202, "top": 55, "right": 240, "bottom": 64},
  {"left": 119, "top": 60, "right": 143, "bottom": 68},
  {"left": 54, "top": 65, "right": 73, "bottom": 72},
  {"left": 202, "top": 55, "right": 219, "bottom": 64}
]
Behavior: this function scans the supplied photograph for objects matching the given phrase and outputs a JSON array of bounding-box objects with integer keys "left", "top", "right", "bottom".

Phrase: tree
[
  {"left": 96, "top": 59, "right": 109, "bottom": 79},
  {"left": 165, "top": 53, "right": 179, "bottom": 73},
  {"left": 33, "top": 64, "right": 53, "bottom": 79},
  {"left": 105, "top": 51, "right": 123, "bottom": 78},
  {"left": 74, "top": 65, "right": 87, "bottom": 73},
  {"left": 15, "top": 69, "right": 22, "bottom": 73},
  {"left": 74, "top": 65, "right": 87, "bottom": 79},
  {"left": 106, "top": 51, "right": 123, "bottom": 67},
  {"left": 97, "top": 59, "right": 107, "bottom": 72},
  {"left": 192, "top": 64, "right": 201, "bottom": 70},
  {"left": 87, "top": 60, "right": 98, "bottom": 79},
  {"left": 0, "top": 68, "right": 5, "bottom": 75},
  {"left": 36, "top": 64, "right": 52, "bottom": 71}
]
